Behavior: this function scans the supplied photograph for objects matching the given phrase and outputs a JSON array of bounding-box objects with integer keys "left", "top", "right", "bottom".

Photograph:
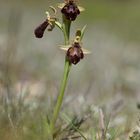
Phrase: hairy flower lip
[
  {"left": 34, "top": 19, "right": 49, "bottom": 38},
  {"left": 66, "top": 42, "right": 84, "bottom": 65},
  {"left": 61, "top": 0, "right": 80, "bottom": 21}
]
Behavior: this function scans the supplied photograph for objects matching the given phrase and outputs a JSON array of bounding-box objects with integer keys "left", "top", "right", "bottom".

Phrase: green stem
[
  {"left": 50, "top": 60, "right": 71, "bottom": 131},
  {"left": 50, "top": 16, "right": 71, "bottom": 133},
  {"left": 63, "top": 15, "right": 71, "bottom": 45}
]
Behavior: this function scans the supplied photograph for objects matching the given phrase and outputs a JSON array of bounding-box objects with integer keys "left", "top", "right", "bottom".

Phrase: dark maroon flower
[
  {"left": 61, "top": 0, "right": 80, "bottom": 21},
  {"left": 66, "top": 42, "right": 84, "bottom": 65},
  {"left": 34, "top": 19, "right": 49, "bottom": 38}
]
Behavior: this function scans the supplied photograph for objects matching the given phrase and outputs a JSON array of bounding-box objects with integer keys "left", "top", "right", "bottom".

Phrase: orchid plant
[{"left": 34, "top": 0, "right": 90, "bottom": 139}]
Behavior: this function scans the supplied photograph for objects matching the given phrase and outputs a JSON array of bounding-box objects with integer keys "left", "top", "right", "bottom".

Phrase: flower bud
[
  {"left": 61, "top": 0, "right": 80, "bottom": 21},
  {"left": 34, "top": 19, "right": 49, "bottom": 38},
  {"left": 66, "top": 42, "right": 84, "bottom": 65}
]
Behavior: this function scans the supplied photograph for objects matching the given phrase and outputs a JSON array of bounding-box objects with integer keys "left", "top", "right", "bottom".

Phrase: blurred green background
[
  {"left": 0, "top": 0, "right": 140, "bottom": 139},
  {"left": 1, "top": 0, "right": 140, "bottom": 98}
]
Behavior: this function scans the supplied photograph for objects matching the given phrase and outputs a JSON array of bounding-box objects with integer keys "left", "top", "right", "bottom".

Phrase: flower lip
[
  {"left": 34, "top": 19, "right": 49, "bottom": 38},
  {"left": 66, "top": 42, "right": 84, "bottom": 65},
  {"left": 61, "top": 0, "right": 80, "bottom": 21}
]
